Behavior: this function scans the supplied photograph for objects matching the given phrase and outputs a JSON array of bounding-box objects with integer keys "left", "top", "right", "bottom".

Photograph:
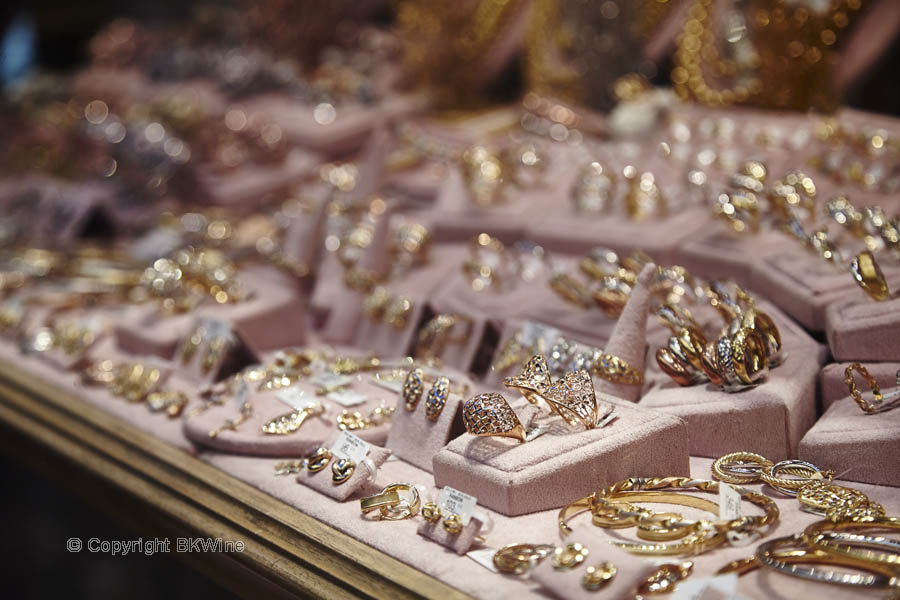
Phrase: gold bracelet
[
  {"left": 559, "top": 477, "right": 779, "bottom": 556},
  {"left": 803, "top": 517, "right": 900, "bottom": 568},
  {"left": 711, "top": 451, "right": 773, "bottom": 484}
]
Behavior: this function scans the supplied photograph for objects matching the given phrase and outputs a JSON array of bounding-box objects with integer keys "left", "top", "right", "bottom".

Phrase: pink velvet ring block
[
  {"left": 799, "top": 396, "right": 900, "bottom": 487},
  {"left": 820, "top": 362, "right": 900, "bottom": 410},
  {"left": 194, "top": 265, "right": 308, "bottom": 357},
  {"left": 295, "top": 436, "right": 393, "bottom": 502},
  {"left": 181, "top": 377, "right": 394, "bottom": 456},
  {"left": 195, "top": 147, "right": 320, "bottom": 208},
  {"left": 432, "top": 397, "right": 689, "bottom": 516},
  {"left": 826, "top": 294, "right": 900, "bottom": 362},
  {"left": 114, "top": 305, "right": 194, "bottom": 360},
  {"left": 750, "top": 249, "right": 900, "bottom": 332},
  {"left": 530, "top": 526, "right": 660, "bottom": 600},
  {"left": 640, "top": 301, "right": 826, "bottom": 460},
  {"left": 385, "top": 368, "right": 473, "bottom": 472},
  {"left": 416, "top": 516, "right": 485, "bottom": 556},
  {"left": 673, "top": 226, "right": 787, "bottom": 290}
]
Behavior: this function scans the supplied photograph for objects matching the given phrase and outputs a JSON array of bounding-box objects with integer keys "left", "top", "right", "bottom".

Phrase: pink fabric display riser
[
  {"left": 749, "top": 249, "right": 900, "bottom": 332},
  {"left": 195, "top": 147, "right": 322, "bottom": 208},
  {"left": 182, "top": 376, "right": 395, "bottom": 457},
  {"left": 527, "top": 208, "right": 711, "bottom": 267},
  {"left": 639, "top": 303, "right": 826, "bottom": 460},
  {"left": 819, "top": 361, "right": 900, "bottom": 410},
  {"left": 116, "top": 266, "right": 307, "bottom": 360},
  {"left": 672, "top": 227, "right": 787, "bottom": 293},
  {"left": 385, "top": 367, "right": 472, "bottom": 473},
  {"left": 799, "top": 396, "right": 900, "bottom": 487},
  {"left": 432, "top": 397, "right": 690, "bottom": 516},
  {"left": 825, "top": 294, "right": 900, "bottom": 362}
]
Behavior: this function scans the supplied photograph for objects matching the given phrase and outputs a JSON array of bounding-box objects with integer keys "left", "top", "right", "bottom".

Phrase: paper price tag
[
  {"left": 331, "top": 430, "right": 370, "bottom": 463},
  {"left": 719, "top": 483, "right": 742, "bottom": 521},
  {"left": 275, "top": 386, "right": 307, "bottom": 409},
  {"left": 371, "top": 376, "right": 404, "bottom": 393},
  {"left": 310, "top": 371, "right": 352, "bottom": 389},
  {"left": 327, "top": 389, "right": 367, "bottom": 407},
  {"left": 466, "top": 548, "right": 499, "bottom": 573},
  {"left": 438, "top": 486, "right": 478, "bottom": 526},
  {"left": 670, "top": 573, "right": 738, "bottom": 600},
  {"left": 520, "top": 321, "right": 560, "bottom": 347},
  {"left": 201, "top": 318, "right": 232, "bottom": 339},
  {"left": 234, "top": 381, "right": 249, "bottom": 408}
]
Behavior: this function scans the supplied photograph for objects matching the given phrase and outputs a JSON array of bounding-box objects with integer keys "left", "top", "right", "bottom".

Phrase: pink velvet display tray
[
  {"left": 433, "top": 396, "right": 690, "bottom": 516},
  {"left": 639, "top": 301, "right": 827, "bottom": 460},
  {"left": 4, "top": 335, "right": 900, "bottom": 599},
  {"left": 799, "top": 396, "right": 900, "bottom": 487},
  {"left": 826, "top": 294, "right": 900, "bottom": 362}
]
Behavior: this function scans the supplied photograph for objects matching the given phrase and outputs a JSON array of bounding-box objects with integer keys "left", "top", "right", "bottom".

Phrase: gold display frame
[{"left": 0, "top": 360, "right": 470, "bottom": 600}]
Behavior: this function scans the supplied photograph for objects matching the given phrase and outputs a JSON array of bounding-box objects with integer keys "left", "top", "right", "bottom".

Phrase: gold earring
[
  {"left": 421, "top": 502, "right": 442, "bottom": 523},
  {"left": 332, "top": 458, "right": 356, "bottom": 484},
  {"left": 306, "top": 447, "right": 332, "bottom": 472},
  {"left": 443, "top": 513, "right": 463, "bottom": 534}
]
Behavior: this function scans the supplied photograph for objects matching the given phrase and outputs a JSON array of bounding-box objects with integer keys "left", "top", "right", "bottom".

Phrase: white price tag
[
  {"left": 670, "top": 573, "right": 738, "bottom": 600},
  {"left": 438, "top": 486, "right": 478, "bottom": 526},
  {"left": 331, "top": 430, "right": 370, "bottom": 463},
  {"left": 520, "top": 321, "right": 560, "bottom": 347},
  {"left": 275, "top": 386, "right": 307, "bottom": 409},
  {"left": 371, "top": 376, "right": 404, "bottom": 393},
  {"left": 201, "top": 318, "right": 232, "bottom": 339},
  {"left": 234, "top": 381, "right": 249, "bottom": 408},
  {"left": 719, "top": 483, "right": 742, "bottom": 521},
  {"left": 310, "top": 371, "right": 352, "bottom": 389},
  {"left": 466, "top": 548, "right": 498, "bottom": 573},
  {"left": 327, "top": 389, "right": 367, "bottom": 407}
]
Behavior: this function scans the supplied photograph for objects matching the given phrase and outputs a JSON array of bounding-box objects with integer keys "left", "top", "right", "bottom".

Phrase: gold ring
[
  {"left": 462, "top": 393, "right": 527, "bottom": 442},
  {"left": 730, "top": 328, "right": 769, "bottom": 385},
  {"left": 544, "top": 369, "right": 611, "bottom": 430},
  {"left": 851, "top": 251, "right": 890, "bottom": 301},
  {"left": 591, "top": 353, "right": 644, "bottom": 386},
  {"left": 503, "top": 354, "right": 553, "bottom": 409}
]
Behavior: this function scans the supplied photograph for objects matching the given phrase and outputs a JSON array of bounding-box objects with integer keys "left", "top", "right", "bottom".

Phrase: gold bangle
[
  {"left": 559, "top": 477, "right": 779, "bottom": 556},
  {"left": 803, "top": 517, "right": 900, "bottom": 567},
  {"left": 759, "top": 460, "right": 832, "bottom": 495}
]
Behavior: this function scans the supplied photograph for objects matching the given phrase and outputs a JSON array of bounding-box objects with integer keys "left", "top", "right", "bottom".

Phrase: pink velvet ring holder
[
  {"left": 115, "top": 265, "right": 306, "bottom": 360},
  {"left": 182, "top": 376, "right": 395, "bottom": 456},
  {"left": 350, "top": 245, "right": 463, "bottom": 358},
  {"left": 799, "top": 392, "right": 900, "bottom": 487},
  {"left": 416, "top": 513, "right": 485, "bottom": 556},
  {"left": 674, "top": 225, "right": 787, "bottom": 290},
  {"left": 384, "top": 367, "right": 473, "bottom": 472},
  {"left": 432, "top": 396, "right": 689, "bottom": 516},
  {"left": 751, "top": 248, "right": 900, "bottom": 332},
  {"left": 530, "top": 526, "right": 660, "bottom": 600},
  {"left": 295, "top": 433, "right": 393, "bottom": 502},
  {"left": 640, "top": 300, "right": 826, "bottom": 461},
  {"left": 826, "top": 293, "right": 900, "bottom": 362}
]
